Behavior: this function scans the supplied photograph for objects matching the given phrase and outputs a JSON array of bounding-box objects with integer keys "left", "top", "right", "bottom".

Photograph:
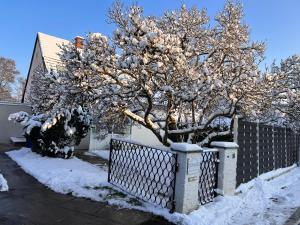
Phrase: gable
[{"left": 22, "top": 32, "right": 70, "bottom": 103}]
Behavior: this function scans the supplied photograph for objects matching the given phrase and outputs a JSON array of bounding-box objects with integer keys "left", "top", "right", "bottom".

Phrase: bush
[{"left": 8, "top": 106, "right": 92, "bottom": 158}]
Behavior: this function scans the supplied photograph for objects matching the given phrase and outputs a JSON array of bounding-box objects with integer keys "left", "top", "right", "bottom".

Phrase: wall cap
[
  {"left": 171, "top": 143, "right": 203, "bottom": 153},
  {"left": 210, "top": 141, "right": 238, "bottom": 149}
]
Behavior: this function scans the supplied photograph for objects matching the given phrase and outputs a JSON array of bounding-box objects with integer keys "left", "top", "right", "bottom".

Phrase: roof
[
  {"left": 37, "top": 32, "right": 70, "bottom": 71},
  {"left": 22, "top": 32, "right": 71, "bottom": 102}
]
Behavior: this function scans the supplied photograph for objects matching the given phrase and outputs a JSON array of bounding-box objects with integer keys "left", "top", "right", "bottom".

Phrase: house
[{"left": 22, "top": 32, "right": 162, "bottom": 150}]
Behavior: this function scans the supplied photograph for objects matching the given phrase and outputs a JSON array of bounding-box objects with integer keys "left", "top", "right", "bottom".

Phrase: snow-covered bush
[{"left": 9, "top": 106, "right": 92, "bottom": 158}]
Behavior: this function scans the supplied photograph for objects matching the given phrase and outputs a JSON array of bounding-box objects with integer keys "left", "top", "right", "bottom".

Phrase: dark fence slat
[{"left": 236, "top": 119, "right": 299, "bottom": 187}]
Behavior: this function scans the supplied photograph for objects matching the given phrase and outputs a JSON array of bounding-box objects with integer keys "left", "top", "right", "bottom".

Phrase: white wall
[
  {"left": 88, "top": 125, "right": 163, "bottom": 151},
  {"left": 130, "top": 125, "right": 163, "bottom": 147},
  {"left": 0, "top": 102, "right": 32, "bottom": 144}
]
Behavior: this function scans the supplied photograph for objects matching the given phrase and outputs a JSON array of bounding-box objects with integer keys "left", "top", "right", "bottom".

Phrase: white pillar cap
[
  {"left": 210, "top": 141, "right": 239, "bottom": 149},
  {"left": 171, "top": 143, "right": 203, "bottom": 153}
]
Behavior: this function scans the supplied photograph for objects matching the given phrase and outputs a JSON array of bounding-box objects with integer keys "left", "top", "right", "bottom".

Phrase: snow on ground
[
  {"left": 6, "top": 147, "right": 300, "bottom": 225},
  {"left": 7, "top": 148, "right": 107, "bottom": 200},
  {"left": 6, "top": 148, "right": 183, "bottom": 223},
  {"left": 0, "top": 173, "right": 8, "bottom": 192},
  {"left": 184, "top": 166, "right": 300, "bottom": 225},
  {"left": 87, "top": 149, "right": 110, "bottom": 160}
]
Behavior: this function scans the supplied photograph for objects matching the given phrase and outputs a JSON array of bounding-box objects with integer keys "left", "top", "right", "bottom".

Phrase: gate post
[
  {"left": 171, "top": 143, "right": 203, "bottom": 214},
  {"left": 298, "top": 134, "right": 300, "bottom": 166},
  {"left": 211, "top": 141, "right": 238, "bottom": 196}
]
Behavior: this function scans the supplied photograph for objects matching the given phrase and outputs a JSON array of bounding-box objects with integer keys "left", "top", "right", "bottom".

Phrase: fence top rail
[
  {"left": 238, "top": 119, "right": 300, "bottom": 133},
  {"left": 111, "top": 138, "right": 172, "bottom": 153}
]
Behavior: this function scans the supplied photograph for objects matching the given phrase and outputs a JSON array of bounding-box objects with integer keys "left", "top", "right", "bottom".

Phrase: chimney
[{"left": 75, "top": 36, "right": 84, "bottom": 49}]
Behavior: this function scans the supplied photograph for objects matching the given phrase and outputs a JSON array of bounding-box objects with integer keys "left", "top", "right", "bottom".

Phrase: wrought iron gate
[
  {"left": 198, "top": 150, "right": 219, "bottom": 205},
  {"left": 108, "top": 139, "right": 178, "bottom": 211}
]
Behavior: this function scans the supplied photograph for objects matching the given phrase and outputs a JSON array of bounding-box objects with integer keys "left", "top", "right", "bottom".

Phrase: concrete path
[
  {"left": 284, "top": 208, "right": 300, "bottom": 225},
  {"left": 0, "top": 144, "right": 174, "bottom": 225}
]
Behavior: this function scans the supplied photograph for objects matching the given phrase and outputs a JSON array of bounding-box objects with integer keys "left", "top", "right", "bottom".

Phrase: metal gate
[
  {"left": 198, "top": 150, "right": 219, "bottom": 205},
  {"left": 108, "top": 139, "right": 178, "bottom": 211}
]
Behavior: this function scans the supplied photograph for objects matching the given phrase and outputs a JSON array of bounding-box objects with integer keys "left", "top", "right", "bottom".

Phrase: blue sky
[{"left": 1, "top": 0, "right": 300, "bottom": 78}]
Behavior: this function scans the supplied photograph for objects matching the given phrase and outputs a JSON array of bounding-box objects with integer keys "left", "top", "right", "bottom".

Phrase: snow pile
[
  {"left": 6, "top": 148, "right": 107, "bottom": 198},
  {"left": 184, "top": 166, "right": 300, "bottom": 225},
  {"left": 0, "top": 174, "right": 9, "bottom": 192},
  {"left": 236, "top": 164, "right": 297, "bottom": 193}
]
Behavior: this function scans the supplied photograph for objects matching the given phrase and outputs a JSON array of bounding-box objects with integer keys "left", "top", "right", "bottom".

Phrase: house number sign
[{"left": 187, "top": 157, "right": 200, "bottom": 176}]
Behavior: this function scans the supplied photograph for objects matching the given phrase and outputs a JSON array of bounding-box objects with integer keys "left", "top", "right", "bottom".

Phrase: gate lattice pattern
[
  {"left": 198, "top": 150, "right": 219, "bottom": 205},
  {"left": 236, "top": 120, "right": 300, "bottom": 187},
  {"left": 108, "top": 139, "right": 178, "bottom": 211}
]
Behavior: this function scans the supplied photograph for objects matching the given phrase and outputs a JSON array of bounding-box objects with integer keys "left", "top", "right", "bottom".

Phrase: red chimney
[{"left": 75, "top": 36, "right": 84, "bottom": 49}]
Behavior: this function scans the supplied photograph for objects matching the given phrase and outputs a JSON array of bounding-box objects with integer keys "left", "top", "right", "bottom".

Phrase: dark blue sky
[{"left": 1, "top": 0, "right": 300, "bottom": 77}]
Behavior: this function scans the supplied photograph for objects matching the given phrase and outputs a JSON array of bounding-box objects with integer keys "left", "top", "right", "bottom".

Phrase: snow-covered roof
[
  {"left": 22, "top": 32, "right": 71, "bottom": 102},
  {"left": 37, "top": 32, "right": 70, "bottom": 71}
]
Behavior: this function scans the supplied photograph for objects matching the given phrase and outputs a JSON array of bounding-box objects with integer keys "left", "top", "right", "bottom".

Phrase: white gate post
[
  {"left": 171, "top": 143, "right": 203, "bottom": 214},
  {"left": 298, "top": 135, "right": 300, "bottom": 166},
  {"left": 211, "top": 141, "right": 238, "bottom": 196}
]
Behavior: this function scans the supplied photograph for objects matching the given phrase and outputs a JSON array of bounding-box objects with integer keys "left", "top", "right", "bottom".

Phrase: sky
[{"left": 1, "top": 0, "right": 300, "bottom": 78}]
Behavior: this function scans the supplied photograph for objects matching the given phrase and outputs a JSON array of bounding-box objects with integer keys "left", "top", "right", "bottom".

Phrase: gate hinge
[
  {"left": 170, "top": 200, "right": 176, "bottom": 213},
  {"left": 175, "top": 163, "right": 179, "bottom": 172}
]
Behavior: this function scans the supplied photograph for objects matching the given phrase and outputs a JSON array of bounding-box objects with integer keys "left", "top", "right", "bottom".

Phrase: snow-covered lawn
[
  {"left": 6, "top": 147, "right": 300, "bottom": 225},
  {"left": 0, "top": 173, "right": 9, "bottom": 192}
]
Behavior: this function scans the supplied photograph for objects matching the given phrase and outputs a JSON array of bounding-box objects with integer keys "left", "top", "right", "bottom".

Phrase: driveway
[{"left": 0, "top": 144, "right": 174, "bottom": 225}]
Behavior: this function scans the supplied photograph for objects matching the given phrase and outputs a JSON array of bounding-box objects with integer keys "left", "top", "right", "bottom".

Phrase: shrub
[{"left": 9, "top": 106, "right": 92, "bottom": 158}]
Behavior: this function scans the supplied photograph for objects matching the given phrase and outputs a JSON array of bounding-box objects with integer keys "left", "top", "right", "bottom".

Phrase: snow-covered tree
[
  {"left": 14, "top": 76, "right": 26, "bottom": 102},
  {"left": 0, "top": 56, "right": 19, "bottom": 101},
  {"left": 57, "top": 34, "right": 116, "bottom": 113},
  {"left": 29, "top": 66, "right": 61, "bottom": 114},
  {"left": 34, "top": 1, "right": 271, "bottom": 146},
  {"left": 104, "top": 2, "right": 267, "bottom": 145},
  {"left": 262, "top": 55, "right": 300, "bottom": 129}
]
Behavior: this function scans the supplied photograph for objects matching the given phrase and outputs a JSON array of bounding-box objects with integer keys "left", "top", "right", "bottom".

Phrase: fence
[
  {"left": 198, "top": 150, "right": 219, "bottom": 205},
  {"left": 235, "top": 119, "right": 299, "bottom": 186},
  {"left": 108, "top": 139, "right": 178, "bottom": 211}
]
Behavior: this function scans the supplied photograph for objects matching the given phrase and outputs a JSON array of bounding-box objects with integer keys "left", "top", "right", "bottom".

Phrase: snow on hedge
[
  {"left": 0, "top": 174, "right": 9, "bottom": 192},
  {"left": 6, "top": 148, "right": 300, "bottom": 225}
]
